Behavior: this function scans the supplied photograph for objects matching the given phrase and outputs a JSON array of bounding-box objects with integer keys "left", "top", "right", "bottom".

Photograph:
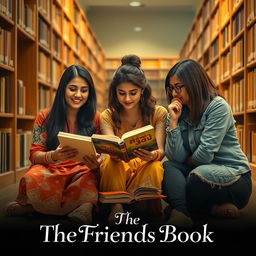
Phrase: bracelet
[
  {"left": 49, "top": 151, "right": 58, "bottom": 163},
  {"left": 44, "top": 151, "right": 57, "bottom": 164},
  {"left": 44, "top": 152, "right": 49, "bottom": 164},
  {"left": 154, "top": 150, "right": 163, "bottom": 161}
]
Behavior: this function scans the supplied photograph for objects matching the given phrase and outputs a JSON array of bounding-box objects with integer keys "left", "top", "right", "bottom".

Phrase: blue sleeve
[
  {"left": 192, "top": 99, "right": 232, "bottom": 165},
  {"left": 165, "top": 114, "right": 189, "bottom": 163}
]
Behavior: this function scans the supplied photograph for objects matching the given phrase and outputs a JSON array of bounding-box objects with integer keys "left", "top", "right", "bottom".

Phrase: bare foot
[
  {"left": 211, "top": 203, "right": 240, "bottom": 218},
  {"left": 68, "top": 203, "right": 93, "bottom": 224},
  {"left": 6, "top": 201, "right": 34, "bottom": 216}
]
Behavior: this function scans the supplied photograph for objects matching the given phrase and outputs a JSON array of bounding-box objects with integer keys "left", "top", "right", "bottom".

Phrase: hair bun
[{"left": 121, "top": 54, "right": 141, "bottom": 69}]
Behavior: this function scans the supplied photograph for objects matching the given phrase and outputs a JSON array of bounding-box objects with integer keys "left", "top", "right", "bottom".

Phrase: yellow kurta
[{"left": 99, "top": 105, "right": 167, "bottom": 193}]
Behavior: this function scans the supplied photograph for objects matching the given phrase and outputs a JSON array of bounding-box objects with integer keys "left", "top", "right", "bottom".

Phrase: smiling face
[
  {"left": 116, "top": 82, "right": 143, "bottom": 111},
  {"left": 65, "top": 76, "right": 89, "bottom": 111}
]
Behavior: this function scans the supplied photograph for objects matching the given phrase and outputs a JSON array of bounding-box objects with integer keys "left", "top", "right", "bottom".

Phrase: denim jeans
[{"left": 162, "top": 160, "right": 252, "bottom": 216}]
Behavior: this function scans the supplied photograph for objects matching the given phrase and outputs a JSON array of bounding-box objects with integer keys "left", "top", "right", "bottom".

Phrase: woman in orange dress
[
  {"left": 99, "top": 55, "right": 167, "bottom": 223},
  {"left": 6, "top": 65, "right": 102, "bottom": 224}
]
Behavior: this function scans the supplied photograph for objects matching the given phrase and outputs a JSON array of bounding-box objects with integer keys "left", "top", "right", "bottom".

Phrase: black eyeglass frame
[{"left": 167, "top": 83, "right": 184, "bottom": 94}]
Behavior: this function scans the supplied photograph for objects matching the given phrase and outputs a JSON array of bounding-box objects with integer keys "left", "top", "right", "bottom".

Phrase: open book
[
  {"left": 99, "top": 187, "right": 165, "bottom": 204},
  {"left": 91, "top": 125, "right": 157, "bottom": 162},
  {"left": 57, "top": 132, "right": 97, "bottom": 162}
]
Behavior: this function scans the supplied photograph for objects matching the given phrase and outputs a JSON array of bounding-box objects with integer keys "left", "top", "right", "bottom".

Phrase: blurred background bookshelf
[
  {"left": 105, "top": 56, "right": 179, "bottom": 108},
  {"left": 179, "top": 0, "right": 256, "bottom": 179},
  {"left": 0, "top": 0, "right": 105, "bottom": 188}
]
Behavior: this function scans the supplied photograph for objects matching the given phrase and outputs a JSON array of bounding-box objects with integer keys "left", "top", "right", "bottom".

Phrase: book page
[{"left": 57, "top": 132, "right": 96, "bottom": 162}]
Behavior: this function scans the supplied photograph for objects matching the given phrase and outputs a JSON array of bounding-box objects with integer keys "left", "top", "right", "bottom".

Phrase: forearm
[
  {"left": 165, "top": 127, "right": 189, "bottom": 163},
  {"left": 32, "top": 151, "right": 57, "bottom": 165}
]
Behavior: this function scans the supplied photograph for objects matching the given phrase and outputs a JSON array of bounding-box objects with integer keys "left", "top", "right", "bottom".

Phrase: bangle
[
  {"left": 44, "top": 151, "right": 57, "bottom": 164},
  {"left": 154, "top": 150, "right": 163, "bottom": 161},
  {"left": 49, "top": 151, "right": 58, "bottom": 163},
  {"left": 44, "top": 151, "right": 51, "bottom": 164}
]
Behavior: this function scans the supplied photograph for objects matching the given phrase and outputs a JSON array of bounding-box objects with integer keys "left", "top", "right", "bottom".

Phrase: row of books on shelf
[
  {"left": 39, "top": 84, "right": 51, "bottom": 111},
  {"left": 0, "top": 129, "right": 32, "bottom": 174},
  {"left": 248, "top": 68, "right": 256, "bottom": 109},
  {"left": 0, "top": 0, "right": 13, "bottom": 20},
  {"left": 17, "top": 0, "right": 35, "bottom": 36},
  {"left": 106, "top": 59, "right": 177, "bottom": 70},
  {"left": 221, "top": 24, "right": 230, "bottom": 49},
  {"left": 247, "top": 0, "right": 256, "bottom": 24},
  {"left": 38, "top": 0, "right": 50, "bottom": 20},
  {"left": 38, "top": 50, "right": 51, "bottom": 84},
  {"left": 232, "top": 38, "right": 244, "bottom": 72},
  {"left": 233, "top": 6, "right": 244, "bottom": 37},
  {"left": 235, "top": 125, "right": 256, "bottom": 164},
  {"left": 223, "top": 77, "right": 244, "bottom": 113},
  {"left": 220, "top": 51, "right": 230, "bottom": 80},
  {"left": 0, "top": 27, "right": 13, "bottom": 67},
  {"left": 38, "top": 16, "right": 50, "bottom": 48},
  {"left": 181, "top": 0, "right": 255, "bottom": 60},
  {"left": 16, "top": 130, "right": 32, "bottom": 169},
  {"left": 0, "top": 128, "right": 11, "bottom": 173},
  {"left": 0, "top": 75, "right": 10, "bottom": 113},
  {"left": 248, "top": 22, "right": 256, "bottom": 63}
]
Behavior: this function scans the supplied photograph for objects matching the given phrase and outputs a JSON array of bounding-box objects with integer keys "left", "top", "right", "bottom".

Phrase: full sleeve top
[{"left": 165, "top": 96, "right": 250, "bottom": 175}]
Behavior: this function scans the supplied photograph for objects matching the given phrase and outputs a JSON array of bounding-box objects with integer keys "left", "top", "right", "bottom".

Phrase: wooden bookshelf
[
  {"left": 180, "top": 0, "right": 256, "bottom": 180},
  {"left": 105, "top": 56, "right": 179, "bottom": 108},
  {"left": 0, "top": 0, "right": 105, "bottom": 188}
]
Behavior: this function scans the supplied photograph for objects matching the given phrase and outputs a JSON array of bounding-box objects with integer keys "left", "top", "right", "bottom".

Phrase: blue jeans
[{"left": 162, "top": 160, "right": 252, "bottom": 216}]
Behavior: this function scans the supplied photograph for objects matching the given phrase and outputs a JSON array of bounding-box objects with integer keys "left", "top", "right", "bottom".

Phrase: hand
[
  {"left": 110, "top": 155, "right": 122, "bottom": 162},
  {"left": 51, "top": 146, "right": 78, "bottom": 161},
  {"left": 168, "top": 98, "right": 183, "bottom": 122},
  {"left": 185, "top": 156, "right": 195, "bottom": 167},
  {"left": 83, "top": 153, "right": 103, "bottom": 170},
  {"left": 133, "top": 148, "right": 158, "bottom": 162}
]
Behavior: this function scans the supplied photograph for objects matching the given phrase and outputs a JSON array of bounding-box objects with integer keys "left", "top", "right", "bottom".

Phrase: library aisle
[{"left": 0, "top": 0, "right": 256, "bottom": 249}]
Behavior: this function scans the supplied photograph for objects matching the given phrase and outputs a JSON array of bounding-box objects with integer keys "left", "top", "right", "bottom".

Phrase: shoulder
[
  {"left": 35, "top": 108, "right": 51, "bottom": 125},
  {"left": 155, "top": 105, "right": 168, "bottom": 113},
  {"left": 153, "top": 105, "right": 168, "bottom": 118},
  {"left": 207, "top": 96, "right": 230, "bottom": 113},
  {"left": 152, "top": 105, "right": 167, "bottom": 127},
  {"left": 100, "top": 108, "right": 113, "bottom": 119},
  {"left": 100, "top": 108, "right": 114, "bottom": 126}
]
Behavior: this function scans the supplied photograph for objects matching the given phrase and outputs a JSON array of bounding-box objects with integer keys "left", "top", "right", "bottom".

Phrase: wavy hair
[{"left": 108, "top": 54, "right": 156, "bottom": 129}]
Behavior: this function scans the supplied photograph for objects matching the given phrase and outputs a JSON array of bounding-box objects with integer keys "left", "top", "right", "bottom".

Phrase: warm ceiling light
[
  {"left": 129, "top": 1, "right": 142, "bottom": 7},
  {"left": 133, "top": 26, "right": 142, "bottom": 32}
]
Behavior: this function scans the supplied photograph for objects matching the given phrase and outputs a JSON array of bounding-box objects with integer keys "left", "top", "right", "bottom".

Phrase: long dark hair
[
  {"left": 165, "top": 59, "right": 218, "bottom": 124},
  {"left": 45, "top": 65, "right": 97, "bottom": 150},
  {"left": 108, "top": 54, "right": 156, "bottom": 129}
]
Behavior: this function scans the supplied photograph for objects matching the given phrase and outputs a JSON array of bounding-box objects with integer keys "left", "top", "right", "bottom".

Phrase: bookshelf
[
  {"left": 179, "top": 0, "right": 256, "bottom": 180},
  {"left": 0, "top": 0, "right": 105, "bottom": 188},
  {"left": 105, "top": 57, "right": 179, "bottom": 108}
]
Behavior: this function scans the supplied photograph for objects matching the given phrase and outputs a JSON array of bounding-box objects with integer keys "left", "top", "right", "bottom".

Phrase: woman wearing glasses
[{"left": 162, "top": 59, "right": 252, "bottom": 227}]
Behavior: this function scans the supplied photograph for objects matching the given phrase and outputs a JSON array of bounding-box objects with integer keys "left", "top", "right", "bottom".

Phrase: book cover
[
  {"left": 91, "top": 125, "right": 157, "bottom": 162},
  {"left": 57, "top": 131, "right": 97, "bottom": 162}
]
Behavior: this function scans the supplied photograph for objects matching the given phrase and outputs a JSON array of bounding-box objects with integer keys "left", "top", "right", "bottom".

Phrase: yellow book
[
  {"left": 57, "top": 132, "right": 97, "bottom": 162},
  {"left": 91, "top": 125, "right": 157, "bottom": 162},
  {"left": 99, "top": 186, "right": 165, "bottom": 204}
]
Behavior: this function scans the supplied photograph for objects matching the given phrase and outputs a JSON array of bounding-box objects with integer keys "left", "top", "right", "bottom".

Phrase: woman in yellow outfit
[{"left": 99, "top": 54, "right": 167, "bottom": 223}]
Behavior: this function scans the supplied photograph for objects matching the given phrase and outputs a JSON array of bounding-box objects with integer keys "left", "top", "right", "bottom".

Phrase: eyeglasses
[{"left": 167, "top": 83, "right": 184, "bottom": 94}]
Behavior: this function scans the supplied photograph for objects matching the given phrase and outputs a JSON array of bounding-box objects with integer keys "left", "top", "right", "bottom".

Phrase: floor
[{"left": 0, "top": 180, "right": 256, "bottom": 249}]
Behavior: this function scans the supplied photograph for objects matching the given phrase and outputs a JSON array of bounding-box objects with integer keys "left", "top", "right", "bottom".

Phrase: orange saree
[{"left": 16, "top": 109, "right": 100, "bottom": 215}]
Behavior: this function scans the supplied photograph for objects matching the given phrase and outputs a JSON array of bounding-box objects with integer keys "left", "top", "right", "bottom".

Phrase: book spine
[{"left": 120, "top": 142, "right": 129, "bottom": 162}]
